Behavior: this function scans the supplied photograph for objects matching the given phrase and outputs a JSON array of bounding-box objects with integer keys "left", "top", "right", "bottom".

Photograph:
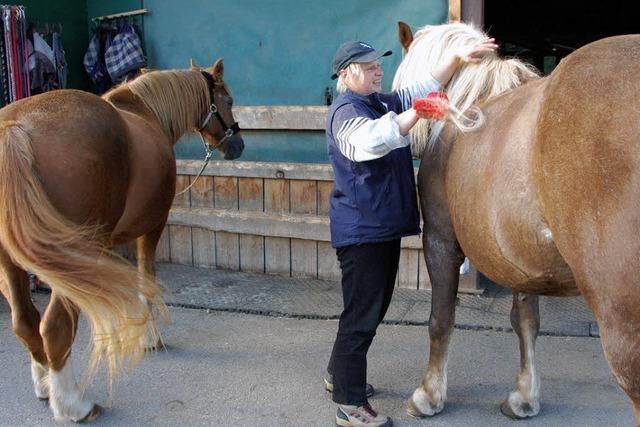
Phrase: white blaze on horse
[
  {"left": 0, "top": 59, "right": 243, "bottom": 422},
  {"left": 394, "top": 22, "right": 640, "bottom": 422}
]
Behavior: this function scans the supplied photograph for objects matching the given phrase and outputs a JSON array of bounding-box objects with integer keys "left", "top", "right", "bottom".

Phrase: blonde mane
[
  {"left": 124, "top": 70, "right": 211, "bottom": 141},
  {"left": 392, "top": 22, "right": 540, "bottom": 155}
]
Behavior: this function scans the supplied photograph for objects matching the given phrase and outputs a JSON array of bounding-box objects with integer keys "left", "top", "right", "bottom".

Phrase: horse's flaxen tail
[{"left": 0, "top": 120, "right": 167, "bottom": 386}]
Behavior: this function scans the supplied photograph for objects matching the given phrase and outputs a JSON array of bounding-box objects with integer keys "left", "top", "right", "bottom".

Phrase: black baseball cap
[{"left": 331, "top": 41, "right": 392, "bottom": 79}]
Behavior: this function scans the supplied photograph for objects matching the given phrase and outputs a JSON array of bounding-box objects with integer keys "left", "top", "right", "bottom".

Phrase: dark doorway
[{"left": 484, "top": 0, "right": 639, "bottom": 74}]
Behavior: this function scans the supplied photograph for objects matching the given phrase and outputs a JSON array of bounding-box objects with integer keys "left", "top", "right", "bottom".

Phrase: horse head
[
  {"left": 393, "top": 22, "right": 539, "bottom": 155},
  {"left": 195, "top": 58, "right": 245, "bottom": 160}
]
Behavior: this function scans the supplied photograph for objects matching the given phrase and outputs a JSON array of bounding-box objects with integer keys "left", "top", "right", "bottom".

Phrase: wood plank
[
  {"left": 169, "top": 225, "right": 193, "bottom": 265},
  {"left": 398, "top": 248, "right": 419, "bottom": 289},
  {"left": 417, "top": 250, "right": 432, "bottom": 290},
  {"left": 264, "top": 179, "right": 290, "bottom": 213},
  {"left": 215, "top": 231, "right": 239, "bottom": 270},
  {"left": 214, "top": 176, "right": 238, "bottom": 210},
  {"left": 234, "top": 105, "right": 328, "bottom": 130},
  {"left": 317, "top": 241, "right": 341, "bottom": 282},
  {"left": 174, "top": 175, "right": 191, "bottom": 207},
  {"left": 190, "top": 175, "right": 214, "bottom": 208},
  {"left": 239, "top": 234, "right": 264, "bottom": 273},
  {"left": 291, "top": 239, "right": 316, "bottom": 278},
  {"left": 192, "top": 228, "right": 216, "bottom": 268},
  {"left": 449, "top": 0, "right": 461, "bottom": 22},
  {"left": 459, "top": 259, "right": 481, "bottom": 293},
  {"left": 114, "top": 242, "right": 137, "bottom": 262},
  {"left": 169, "top": 207, "right": 425, "bottom": 247},
  {"left": 290, "top": 180, "right": 317, "bottom": 214},
  {"left": 317, "top": 181, "right": 333, "bottom": 216},
  {"left": 238, "top": 177, "right": 264, "bottom": 212},
  {"left": 177, "top": 160, "right": 336, "bottom": 181},
  {"left": 265, "top": 236, "right": 290, "bottom": 276},
  {"left": 155, "top": 227, "right": 171, "bottom": 263},
  {"left": 170, "top": 207, "right": 328, "bottom": 241}
]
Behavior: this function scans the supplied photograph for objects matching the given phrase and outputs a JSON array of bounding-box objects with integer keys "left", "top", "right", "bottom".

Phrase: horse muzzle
[{"left": 224, "top": 134, "right": 245, "bottom": 160}]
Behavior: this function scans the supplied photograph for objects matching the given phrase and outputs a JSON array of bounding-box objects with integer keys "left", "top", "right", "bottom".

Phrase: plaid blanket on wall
[
  {"left": 104, "top": 24, "right": 146, "bottom": 82},
  {"left": 84, "top": 23, "right": 145, "bottom": 89}
]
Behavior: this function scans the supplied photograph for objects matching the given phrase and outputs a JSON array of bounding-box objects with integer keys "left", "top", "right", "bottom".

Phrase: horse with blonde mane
[
  {"left": 394, "top": 22, "right": 640, "bottom": 422},
  {"left": 0, "top": 58, "right": 244, "bottom": 422}
]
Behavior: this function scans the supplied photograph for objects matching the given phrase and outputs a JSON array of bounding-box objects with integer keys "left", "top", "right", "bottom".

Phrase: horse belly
[
  {"left": 110, "top": 113, "right": 176, "bottom": 243},
  {"left": 447, "top": 79, "right": 577, "bottom": 296}
]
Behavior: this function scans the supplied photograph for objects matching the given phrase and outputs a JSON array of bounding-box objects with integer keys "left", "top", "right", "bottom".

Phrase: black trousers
[{"left": 327, "top": 239, "right": 401, "bottom": 405}]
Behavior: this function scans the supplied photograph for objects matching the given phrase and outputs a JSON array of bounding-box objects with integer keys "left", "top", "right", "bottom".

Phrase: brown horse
[
  {"left": 0, "top": 58, "right": 244, "bottom": 422},
  {"left": 394, "top": 22, "right": 640, "bottom": 422}
]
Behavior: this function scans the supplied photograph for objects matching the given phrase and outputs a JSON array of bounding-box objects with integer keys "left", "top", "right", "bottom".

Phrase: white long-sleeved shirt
[{"left": 332, "top": 75, "right": 441, "bottom": 162}]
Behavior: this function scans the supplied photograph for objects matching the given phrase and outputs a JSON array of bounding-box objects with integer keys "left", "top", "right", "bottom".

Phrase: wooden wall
[{"left": 155, "top": 160, "right": 480, "bottom": 293}]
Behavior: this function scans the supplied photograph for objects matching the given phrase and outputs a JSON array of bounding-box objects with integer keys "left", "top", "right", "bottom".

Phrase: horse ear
[
  {"left": 190, "top": 58, "right": 200, "bottom": 70},
  {"left": 210, "top": 58, "right": 224, "bottom": 79},
  {"left": 398, "top": 21, "right": 414, "bottom": 52}
]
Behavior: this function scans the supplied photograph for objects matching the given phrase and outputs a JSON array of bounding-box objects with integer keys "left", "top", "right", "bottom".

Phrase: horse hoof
[
  {"left": 500, "top": 400, "right": 527, "bottom": 420},
  {"left": 406, "top": 389, "right": 443, "bottom": 418},
  {"left": 407, "top": 397, "right": 427, "bottom": 418},
  {"left": 77, "top": 404, "right": 102, "bottom": 423}
]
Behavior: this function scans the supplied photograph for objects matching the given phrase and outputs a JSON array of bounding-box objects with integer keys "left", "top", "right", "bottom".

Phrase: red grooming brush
[{"left": 413, "top": 91, "right": 449, "bottom": 120}]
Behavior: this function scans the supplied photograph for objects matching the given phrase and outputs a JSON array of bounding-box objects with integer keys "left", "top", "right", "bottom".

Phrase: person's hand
[
  {"left": 413, "top": 92, "right": 449, "bottom": 120},
  {"left": 455, "top": 37, "right": 498, "bottom": 63}
]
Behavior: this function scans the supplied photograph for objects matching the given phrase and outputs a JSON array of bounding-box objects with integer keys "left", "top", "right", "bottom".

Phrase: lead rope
[{"left": 174, "top": 133, "right": 215, "bottom": 197}]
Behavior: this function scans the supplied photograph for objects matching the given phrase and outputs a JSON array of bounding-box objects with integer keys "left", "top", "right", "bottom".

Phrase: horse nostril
[{"left": 224, "top": 138, "right": 244, "bottom": 160}]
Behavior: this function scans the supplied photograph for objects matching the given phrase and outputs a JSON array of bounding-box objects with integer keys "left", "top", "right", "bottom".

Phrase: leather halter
[{"left": 198, "top": 71, "right": 240, "bottom": 150}]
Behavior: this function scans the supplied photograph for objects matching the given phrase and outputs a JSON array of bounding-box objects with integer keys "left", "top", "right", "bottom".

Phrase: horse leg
[
  {"left": 41, "top": 292, "right": 102, "bottom": 422},
  {"left": 135, "top": 219, "right": 167, "bottom": 350},
  {"left": 407, "top": 232, "right": 464, "bottom": 417},
  {"left": 500, "top": 292, "right": 540, "bottom": 419},
  {"left": 577, "top": 283, "right": 640, "bottom": 425},
  {"left": 0, "top": 250, "right": 49, "bottom": 400}
]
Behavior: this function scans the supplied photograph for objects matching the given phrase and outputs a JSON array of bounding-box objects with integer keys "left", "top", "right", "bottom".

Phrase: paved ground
[
  {"left": 0, "top": 263, "right": 634, "bottom": 426},
  {"left": 157, "top": 263, "right": 600, "bottom": 338}
]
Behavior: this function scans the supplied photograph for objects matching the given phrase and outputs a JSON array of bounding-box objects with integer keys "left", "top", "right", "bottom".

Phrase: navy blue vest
[{"left": 326, "top": 90, "right": 420, "bottom": 248}]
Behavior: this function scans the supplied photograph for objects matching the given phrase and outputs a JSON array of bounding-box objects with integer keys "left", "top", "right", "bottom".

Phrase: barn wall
[{"left": 85, "top": 0, "right": 448, "bottom": 163}]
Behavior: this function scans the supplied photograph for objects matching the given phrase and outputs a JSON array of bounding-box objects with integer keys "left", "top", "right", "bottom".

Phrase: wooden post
[{"left": 449, "top": 0, "right": 461, "bottom": 22}]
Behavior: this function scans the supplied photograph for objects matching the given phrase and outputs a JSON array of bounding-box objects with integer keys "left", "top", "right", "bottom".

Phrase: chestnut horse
[
  {"left": 0, "top": 58, "right": 244, "bottom": 422},
  {"left": 394, "top": 22, "right": 640, "bottom": 422}
]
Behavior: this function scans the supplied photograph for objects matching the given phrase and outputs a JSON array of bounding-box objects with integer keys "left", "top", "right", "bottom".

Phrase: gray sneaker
[
  {"left": 336, "top": 403, "right": 393, "bottom": 427},
  {"left": 324, "top": 373, "right": 375, "bottom": 398}
]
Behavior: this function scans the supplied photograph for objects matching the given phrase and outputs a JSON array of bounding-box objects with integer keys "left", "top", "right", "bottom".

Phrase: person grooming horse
[{"left": 324, "top": 37, "right": 496, "bottom": 427}]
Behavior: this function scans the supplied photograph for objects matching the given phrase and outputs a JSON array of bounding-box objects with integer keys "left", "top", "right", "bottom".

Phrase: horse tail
[{"left": 0, "top": 120, "right": 167, "bottom": 387}]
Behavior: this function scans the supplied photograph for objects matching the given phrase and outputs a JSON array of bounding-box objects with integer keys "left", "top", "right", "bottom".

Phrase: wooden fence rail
[{"left": 150, "top": 160, "right": 480, "bottom": 292}]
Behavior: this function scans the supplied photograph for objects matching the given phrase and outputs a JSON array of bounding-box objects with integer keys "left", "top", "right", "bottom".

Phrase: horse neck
[
  {"left": 421, "top": 123, "right": 456, "bottom": 173},
  {"left": 411, "top": 58, "right": 539, "bottom": 157},
  {"left": 125, "top": 70, "right": 210, "bottom": 143}
]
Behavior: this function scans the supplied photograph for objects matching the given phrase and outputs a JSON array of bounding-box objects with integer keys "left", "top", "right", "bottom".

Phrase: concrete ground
[{"left": 0, "top": 263, "right": 634, "bottom": 426}]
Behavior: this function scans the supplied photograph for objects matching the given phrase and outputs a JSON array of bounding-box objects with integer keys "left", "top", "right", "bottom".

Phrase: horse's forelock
[
  {"left": 127, "top": 70, "right": 210, "bottom": 141},
  {"left": 393, "top": 22, "right": 540, "bottom": 156}
]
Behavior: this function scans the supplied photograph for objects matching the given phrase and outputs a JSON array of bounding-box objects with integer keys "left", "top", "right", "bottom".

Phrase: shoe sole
[{"left": 335, "top": 415, "right": 393, "bottom": 427}]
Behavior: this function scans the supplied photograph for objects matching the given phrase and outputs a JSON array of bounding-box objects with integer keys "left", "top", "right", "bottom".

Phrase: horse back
[
  {"left": 534, "top": 35, "right": 640, "bottom": 289},
  {"left": 445, "top": 78, "right": 576, "bottom": 295},
  {"left": 0, "top": 89, "right": 130, "bottom": 231}
]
